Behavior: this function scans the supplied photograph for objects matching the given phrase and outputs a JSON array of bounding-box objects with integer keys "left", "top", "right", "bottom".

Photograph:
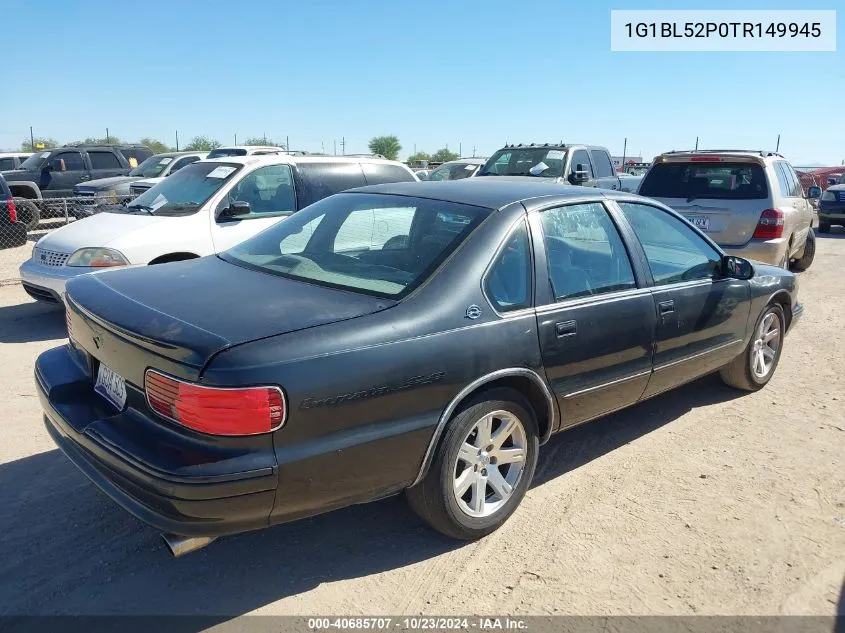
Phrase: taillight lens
[
  {"left": 6, "top": 196, "right": 17, "bottom": 223},
  {"left": 753, "top": 209, "right": 784, "bottom": 239},
  {"left": 145, "top": 370, "right": 285, "bottom": 435}
]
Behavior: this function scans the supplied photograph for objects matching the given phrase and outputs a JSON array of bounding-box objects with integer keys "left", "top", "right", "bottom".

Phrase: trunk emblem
[{"left": 466, "top": 305, "right": 482, "bottom": 319}]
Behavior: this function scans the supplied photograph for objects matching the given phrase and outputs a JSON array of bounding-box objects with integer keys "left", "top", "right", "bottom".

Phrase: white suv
[
  {"left": 639, "top": 150, "right": 816, "bottom": 270},
  {"left": 19, "top": 154, "right": 417, "bottom": 303}
]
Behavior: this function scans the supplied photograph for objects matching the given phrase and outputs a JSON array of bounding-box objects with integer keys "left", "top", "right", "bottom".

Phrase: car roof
[
  {"left": 197, "top": 154, "right": 410, "bottom": 167},
  {"left": 436, "top": 158, "right": 487, "bottom": 166},
  {"left": 0, "top": 152, "right": 31, "bottom": 157},
  {"left": 656, "top": 149, "right": 784, "bottom": 161},
  {"left": 493, "top": 143, "right": 603, "bottom": 152},
  {"left": 211, "top": 145, "right": 286, "bottom": 151},
  {"left": 347, "top": 179, "right": 635, "bottom": 210}
]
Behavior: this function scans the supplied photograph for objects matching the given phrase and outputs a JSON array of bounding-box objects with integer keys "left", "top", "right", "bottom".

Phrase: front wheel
[
  {"left": 406, "top": 389, "right": 539, "bottom": 540},
  {"left": 719, "top": 303, "right": 785, "bottom": 391},
  {"left": 791, "top": 228, "right": 815, "bottom": 271}
]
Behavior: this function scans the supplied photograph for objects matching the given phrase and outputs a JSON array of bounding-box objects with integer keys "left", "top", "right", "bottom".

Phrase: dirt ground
[{"left": 0, "top": 230, "right": 843, "bottom": 621}]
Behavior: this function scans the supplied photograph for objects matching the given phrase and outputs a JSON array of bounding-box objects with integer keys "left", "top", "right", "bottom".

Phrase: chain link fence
[{"left": 0, "top": 196, "right": 119, "bottom": 280}]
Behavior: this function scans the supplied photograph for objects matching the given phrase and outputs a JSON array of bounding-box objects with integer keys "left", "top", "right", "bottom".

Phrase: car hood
[
  {"left": 75, "top": 176, "right": 139, "bottom": 191},
  {"left": 131, "top": 177, "right": 163, "bottom": 187},
  {"left": 65, "top": 256, "right": 395, "bottom": 368},
  {"left": 34, "top": 211, "right": 165, "bottom": 254}
]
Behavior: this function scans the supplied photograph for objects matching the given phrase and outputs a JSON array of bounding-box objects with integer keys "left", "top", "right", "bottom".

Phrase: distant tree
[
  {"left": 432, "top": 148, "right": 459, "bottom": 163},
  {"left": 139, "top": 137, "right": 173, "bottom": 154},
  {"left": 84, "top": 136, "right": 122, "bottom": 145},
  {"left": 368, "top": 135, "right": 402, "bottom": 161},
  {"left": 406, "top": 151, "right": 431, "bottom": 164},
  {"left": 184, "top": 136, "right": 222, "bottom": 151},
  {"left": 243, "top": 136, "right": 282, "bottom": 148},
  {"left": 21, "top": 137, "right": 59, "bottom": 151}
]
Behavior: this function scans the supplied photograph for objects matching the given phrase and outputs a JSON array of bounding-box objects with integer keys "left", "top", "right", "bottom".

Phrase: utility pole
[
  {"left": 175, "top": 130, "right": 179, "bottom": 151},
  {"left": 341, "top": 136, "right": 345, "bottom": 155},
  {"left": 286, "top": 135, "right": 290, "bottom": 151},
  {"left": 472, "top": 146, "right": 476, "bottom": 157},
  {"left": 263, "top": 132, "right": 267, "bottom": 144},
  {"left": 29, "top": 126, "right": 35, "bottom": 151},
  {"left": 621, "top": 137, "right": 627, "bottom": 170},
  {"left": 333, "top": 140, "right": 337, "bottom": 156},
  {"left": 776, "top": 134, "right": 781, "bottom": 152},
  {"left": 106, "top": 127, "right": 110, "bottom": 143},
  {"left": 459, "top": 142, "right": 462, "bottom": 156},
  {"left": 695, "top": 136, "right": 699, "bottom": 151},
  {"left": 234, "top": 133, "right": 237, "bottom": 145}
]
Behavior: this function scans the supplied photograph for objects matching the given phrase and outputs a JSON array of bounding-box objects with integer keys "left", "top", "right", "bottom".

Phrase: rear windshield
[
  {"left": 639, "top": 161, "right": 768, "bottom": 200},
  {"left": 207, "top": 148, "right": 248, "bottom": 158},
  {"left": 223, "top": 192, "right": 490, "bottom": 299},
  {"left": 120, "top": 162, "right": 241, "bottom": 216},
  {"left": 478, "top": 148, "right": 567, "bottom": 178}
]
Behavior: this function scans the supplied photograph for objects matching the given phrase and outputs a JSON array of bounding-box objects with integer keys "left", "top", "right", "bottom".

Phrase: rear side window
[
  {"left": 295, "top": 162, "right": 367, "bottom": 207},
  {"left": 485, "top": 221, "right": 532, "bottom": 312},
  {"left": 785, "top": 163, "right": 804, "bottom": 197},
  {"left": 88, "top": 151, "right": 122, "bottom": 169},
  {"left": 773, "top": 162, "right": 792, "bottom": 198},
  {"left": 590, "top": 150, "right": 615, "bottom": 178},
  {"left": 0, "top": 158, "right": 16, "bottom": 171},
  {"left": 639, "top": 161, "right": 768, "bottom": 200},
  {"left": 361, "top": 163, "right": 416, "bottom": 185}
]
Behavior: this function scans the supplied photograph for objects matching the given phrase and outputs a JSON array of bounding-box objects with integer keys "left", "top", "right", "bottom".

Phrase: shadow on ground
[
  {"left": 0, "top": 294, "right": 65, "bottom": 343},
  {"left": 0, "top": 373, "right": 744, "bottom": 624}
]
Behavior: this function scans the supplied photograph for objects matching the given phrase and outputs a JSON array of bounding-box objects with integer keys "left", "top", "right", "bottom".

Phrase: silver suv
[{"left": 639, "top": 150, "right": 816, "bottom": 270}]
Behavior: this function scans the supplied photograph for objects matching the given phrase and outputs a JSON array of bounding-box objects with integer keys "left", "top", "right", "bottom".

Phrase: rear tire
[
  {"left": 791, "top": 229, "right": 815, "bottom": 271},
  {"left": 15, "top": 199, "right": 40, "bottom": 231},
  {"left": 818, "top": 222, "right": 830, "bottom": 234},
  {"left": 719, "top": 303, "right": 785, "bottom": 392},
  {"left": 406, "top": 388, "right": 539, "bottom": 540}
]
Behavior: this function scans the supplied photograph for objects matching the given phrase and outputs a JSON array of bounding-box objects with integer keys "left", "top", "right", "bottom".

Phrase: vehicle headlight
[
  {"left": 821, "top": 190, "right": 837, "bottom": 201},
  {"left": 66, "top": 247, "right": 129, "bottom": 267}
]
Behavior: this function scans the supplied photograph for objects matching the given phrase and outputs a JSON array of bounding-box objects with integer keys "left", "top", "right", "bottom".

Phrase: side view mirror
[
  {"left": 807, "top": 186, "right": 822, "bottom": 199},
  {"left": 218, "top": 200, "right": 250, "bottom": 221},
  {"left": 723, "top": 255, "right": 753, "bottom": 280},
  {"left": 569, "top": 164, "right": 590, "bottom": 184}
]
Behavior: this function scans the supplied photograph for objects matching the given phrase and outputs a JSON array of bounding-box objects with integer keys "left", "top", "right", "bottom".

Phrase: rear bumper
[
  {"left": 724, "top": 238, "right": 787, "bottom": 267},
  {"left": 36, "top": 345, "right": 278, "bottom": 537}
]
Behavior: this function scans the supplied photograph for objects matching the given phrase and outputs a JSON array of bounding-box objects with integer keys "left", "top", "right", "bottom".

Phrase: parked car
[
  {"left": 818, "top": 172, "right": 845, "bottom": 233},
  {"left": 1, "top": 144, "right": 153, "bottom": 221},
  {"left": 206, "top": 145, "right": 287, "bottom": 159},
  {"left": 618, "top": 172, "right": 644, "bottom": 192},
  {"left": 422, "top": 158, "right": 486, "bottom": 181},
  {"left": 73, "top": 151, "right": 208, "bottom": 216},
  {"left": 0, "top": 152, "right": 32, "bottom": 171},
  {"left": 477, "top": 143, "right": 628, "bottom": 191},
  {"left": 639, "top": 150, "right": 817, "bottom": 271},
  {"left": 0, "top": 173, "right": 27, "bottom": 248},
  {"left": 39, "top": 180, "right": 802, "bottom": 556},
  {"left": 19, "top": 155, "right": 417, "bottom": 303}
]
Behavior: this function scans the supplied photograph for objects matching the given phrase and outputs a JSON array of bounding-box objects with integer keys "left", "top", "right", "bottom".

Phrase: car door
[
  {"left": 210, "top": 164, "right": 297, "bottom": 251},
  {"left": 42, "top": 150, "right": 88, "bottom": 197},
  {"left": 531, "top": 200, "right": 656, "bottom": 427},
  {"left": 87, "top": 150, "right": 125, "bottom": 181},
  {"left": 589, "top": 149, "right": 621, "bottom": 191},
  {"left": 613, "top": 201, "right": 751, "bottom": 398},
  {"left": 565, "top": 149, "right": 596, "bottom": 188}
]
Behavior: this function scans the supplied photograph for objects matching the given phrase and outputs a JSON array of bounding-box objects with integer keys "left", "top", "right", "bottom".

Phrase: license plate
[
  {"left": 684, "top": 215, "right": 710, "bottom": 231},
  {"left": 95, "top": 363, "right": 127, "bottom": 410}
]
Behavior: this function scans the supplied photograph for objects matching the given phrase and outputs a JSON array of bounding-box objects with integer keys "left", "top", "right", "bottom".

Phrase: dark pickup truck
[
  {"left": 477, "top": 143, "right": 635, "bottom": 191},
  {"left": 1, "top": 144, "right": 153, "bottom": 224}
]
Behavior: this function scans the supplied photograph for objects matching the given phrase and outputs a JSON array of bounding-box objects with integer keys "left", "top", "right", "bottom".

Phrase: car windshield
[
  {"left": 19, "top": 152, "right": 52, "bottom": 170},
  {"left": 428, "top": 163, "right": 479, "bottom": 181},
  {"left": 639, "top": 162, "right": 768, "bottom": 200},
  {"left": 207, "top": 148, "right": 248, "bottom": 158},
  {"left": 477, "top": 148, "right": 567, "bottom": 178},
  {"left": 119, "top": 162, "right": 241, "bottom": 216},
  {"left": 129, "top": 155, "right": 175, "bottom": 178},
  {"left": 223, "top": 192, "right": 490, "bottom": 298}
]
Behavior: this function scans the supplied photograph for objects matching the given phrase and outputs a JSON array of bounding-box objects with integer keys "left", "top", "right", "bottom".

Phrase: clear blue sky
[{"left": 3, "top": 0, "right": 842, "bottom": 164}]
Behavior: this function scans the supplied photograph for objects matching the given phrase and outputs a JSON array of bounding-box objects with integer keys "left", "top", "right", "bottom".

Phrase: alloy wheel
[{"left": 750, "top": 312, "right": 781, "bottom": 379}]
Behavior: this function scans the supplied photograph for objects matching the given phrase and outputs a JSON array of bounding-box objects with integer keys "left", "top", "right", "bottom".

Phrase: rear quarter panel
[{"left": 201, "top": 205, "right": 547, "bottom": 524}]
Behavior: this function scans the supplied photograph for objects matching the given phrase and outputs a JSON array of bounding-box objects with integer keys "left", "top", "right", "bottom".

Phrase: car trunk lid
[{"left": 647, "top": 198, "right": 766, "bottom": 246}]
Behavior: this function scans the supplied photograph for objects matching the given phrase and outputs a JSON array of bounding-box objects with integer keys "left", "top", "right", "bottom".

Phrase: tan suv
[{"left": 639, "top": 150, "right": 816, "bottom": 270}]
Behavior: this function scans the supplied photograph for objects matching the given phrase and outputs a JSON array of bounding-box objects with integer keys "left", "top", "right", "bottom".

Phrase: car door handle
[
  {"left": 555, "top": 320, "right": 577, "bottom": 337},
  {"left": 657, "top": 300, "right": 675, "bottom": 316}
]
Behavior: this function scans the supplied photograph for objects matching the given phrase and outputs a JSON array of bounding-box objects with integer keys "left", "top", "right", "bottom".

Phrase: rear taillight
[
  {"left": 6, "top": 196, "right": 17, "bottom": 223},
  {"left": 753, "top": 208, "right": 784, "bottom": 239},
  {"left": 144, "top": 370, "right": 285, "bottom": 436}
]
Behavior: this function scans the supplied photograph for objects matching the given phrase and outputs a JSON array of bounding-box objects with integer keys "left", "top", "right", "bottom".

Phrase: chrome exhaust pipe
[{"left": 161, "top": 533, "right": 217, "bottom": 557}]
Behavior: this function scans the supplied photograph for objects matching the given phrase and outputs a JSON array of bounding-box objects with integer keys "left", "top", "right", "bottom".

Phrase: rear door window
[
  {"left": 88, "top": 151, "right": 122, "bottom": 170},
  {"left": 590, "top": 150, "right": 615, "bottom": 178},
  {"left": 295, "top": 162, "right": 367, "bottom": 207},
  {"left": 639, "top": 161, "right": 768, "bottom": 200},
  {"left": 52, "top": 151, "right": 85, "bottom": 171}
]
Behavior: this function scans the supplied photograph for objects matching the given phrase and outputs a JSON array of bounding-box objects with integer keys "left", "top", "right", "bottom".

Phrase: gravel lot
[{"left": 0, "top": 229, "right": 843, "bottom": 620}]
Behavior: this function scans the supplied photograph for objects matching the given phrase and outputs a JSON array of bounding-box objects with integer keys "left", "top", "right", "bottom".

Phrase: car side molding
[{"left": 409, "top": 367, "right": 557, "bottom": 488}]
